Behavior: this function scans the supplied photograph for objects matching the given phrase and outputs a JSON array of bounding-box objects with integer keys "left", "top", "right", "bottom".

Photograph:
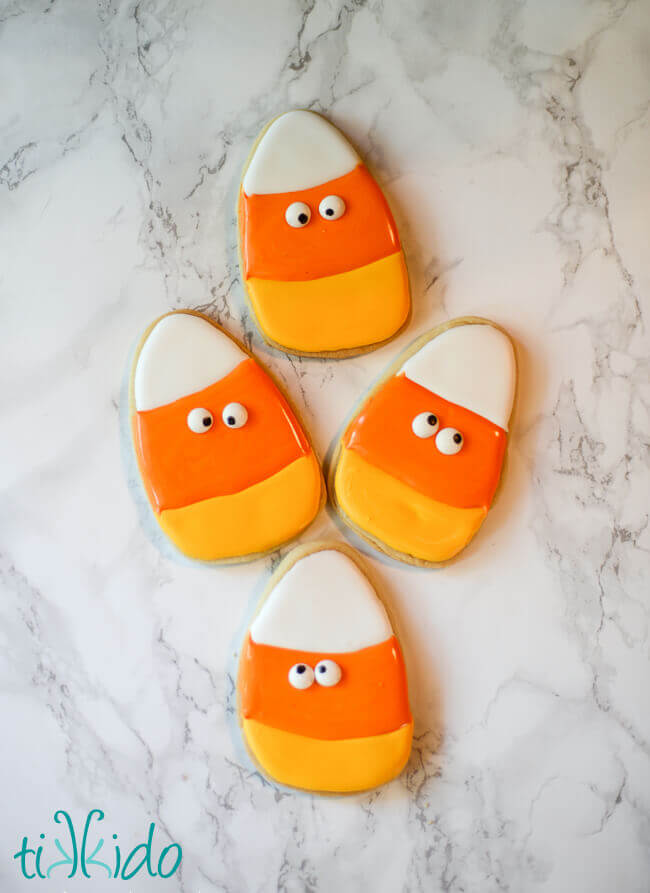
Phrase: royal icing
[
  {"left": 134, "top": 312, "right": 246, "bottom": 411},
  {"left": 238, "top": 546, "right": 413, "bottom": 793},
  {"left": 239, "top": 110, "right": 410, "bottom": 354},
  {"left": 242, "top": 110, "right": 359, "bottom": 195},
  {"left": 333, "top": 321, "right": 517, "bottom": 564},
  {"left": 131, "top": 312, "right": 322, "bottom": 561},
  {"left": 249, "top": 549, "right": 392, "bottom": 653},
  {"left": 400, "top": 323, "right": 516, "bottom": 431}
]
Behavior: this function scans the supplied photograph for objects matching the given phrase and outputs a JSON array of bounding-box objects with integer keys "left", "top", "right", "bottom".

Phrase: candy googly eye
[
  {"left": 411, "top": 412, "right": 439, "bottom": 438},
  {"left": 222, "top": 402, "right": 248, "bottom": 429},
  {"left": 187, "top": 408, "right": 213, "bottom": 433},
  {"left": 318, "top": 195, "right": 346, "bottom": 220},
  {"left": 288, "top": 663, "right": 314, "bottom": 689},
  {"left": 285, "top": 201, "right": 311, "bottom": 228},
  {"left": 435, "top": 427, "right": 464, "bottom": 455},
  {"left": 314, "top": 659, "right": 342, "bottom": 687}
]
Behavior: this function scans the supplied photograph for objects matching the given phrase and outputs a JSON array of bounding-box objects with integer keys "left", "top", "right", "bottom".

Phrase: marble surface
[{"left": 1, "top": 0, "right": 649, "bottom": 890}]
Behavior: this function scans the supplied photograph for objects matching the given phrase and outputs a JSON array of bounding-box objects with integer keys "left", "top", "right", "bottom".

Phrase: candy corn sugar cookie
[
  {"left": 238, "top": 543, "right": 413, "bottom": 793},
  {"left": 238, "top": 110, "right": 410, "bottom": 357},
  {"left": 330, "top": 318, "right": 517, "bottom": 566},
  {"left": 130, "top": 311, "right": 323, "bottom": 562}
]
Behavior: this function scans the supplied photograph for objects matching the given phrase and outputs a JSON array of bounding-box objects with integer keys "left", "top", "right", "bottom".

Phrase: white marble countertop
[{"left": 2, "top": 1, "right": 649, "bottom": 890}]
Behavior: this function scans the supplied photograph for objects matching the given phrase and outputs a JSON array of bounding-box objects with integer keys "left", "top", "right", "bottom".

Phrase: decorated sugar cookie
[
  {"left": 330, "top": 318, "right": 517, "bottom": 566},
  {"left": 130, "top": 311, "right": 323, "bottom": 562},
  {"left": 238, "top": 543, "right": 412, "bottom": 793},
  {"left": 238, "top": 109, "right": 410, "bottom": 356}
]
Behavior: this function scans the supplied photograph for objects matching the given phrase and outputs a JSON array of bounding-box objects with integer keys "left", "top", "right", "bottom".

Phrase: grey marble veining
[{"left": 1, "top": 1, "right": 649, "bottom": 890}]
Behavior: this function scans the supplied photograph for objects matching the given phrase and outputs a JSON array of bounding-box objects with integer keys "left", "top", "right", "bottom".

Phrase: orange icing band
[
  {"left": 239, "top": 633, "right": 411, "bottom": 740},
  {"left": 344, "top": 373, "right": 507, "bottom": 509},
  {"left": 133, "top": 358, "right": 309, "bottom": 512},
  {"left": 240, "top": 165, "right": 401, "bottom": 281}
]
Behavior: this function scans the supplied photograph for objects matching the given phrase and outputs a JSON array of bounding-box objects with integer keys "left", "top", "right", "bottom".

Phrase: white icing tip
[
  {"left": 134, "top": 313, "right": 247, "bottom": 412},
  {"left": 251, "top": 549, "right": 393, "bottom": 653},
  {"left": 242, "top": 110, "right": 360, "bottom": 196},
  {"left": 399, "top": 324, "right": 516, "bottom": 431}
]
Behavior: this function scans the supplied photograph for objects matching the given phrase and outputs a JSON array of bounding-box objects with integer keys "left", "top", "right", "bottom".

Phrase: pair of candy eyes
[
  {"left": 285, "top": 196, "right": 345, "bottom": 228},
  {"left": 411, "top": 412, "right": 464, "bottom": 455},
  {"left": 186, "top": 403, "right": 247, "bottom": 433},
  {"left": 288, "top": 660, "right": 341, "bottom": 689}
]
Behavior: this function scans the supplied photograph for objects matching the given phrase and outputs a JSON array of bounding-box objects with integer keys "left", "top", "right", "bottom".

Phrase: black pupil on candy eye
[
  {"left": 325, "top": 207, "right": 334, "bottom": 216},
  {"left": 453, "top": 433, "right": 462, "bottom": 444},
  {"left": 298, "top": 213, "right": 308, "bottom": 224},
  {"left": 427, "top": 414, "right": 437, "bottom": 427},
  {"left": 296, "top": 665, "right": 306, "bottom": 674},
  {"left": 318, "top": 665, "right": 326, "bottom": 673},
  {"left": 202, "top": 417, "right": 211, "bottom": 427},
  {"left": 227, "top": 416, "right": 235, "bottom": 426}
]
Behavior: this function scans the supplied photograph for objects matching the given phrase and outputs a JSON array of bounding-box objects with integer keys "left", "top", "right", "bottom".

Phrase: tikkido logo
[{"left": 13, "top": 809, "right": 182, "bottom": 881}]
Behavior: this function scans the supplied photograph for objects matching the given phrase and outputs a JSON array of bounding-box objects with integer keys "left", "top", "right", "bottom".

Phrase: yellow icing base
[
  {"left": 158, "top": 454, "right": 322, "bottom": 561},
  {"left": 246, "top": 252, "right": 409, "bottom": 354},
  {"left": 334, "top": 448, "right": 487, "bottom": 563},
  {"left": 242, "top": 718, "right": 413, "bottom": 793}
]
